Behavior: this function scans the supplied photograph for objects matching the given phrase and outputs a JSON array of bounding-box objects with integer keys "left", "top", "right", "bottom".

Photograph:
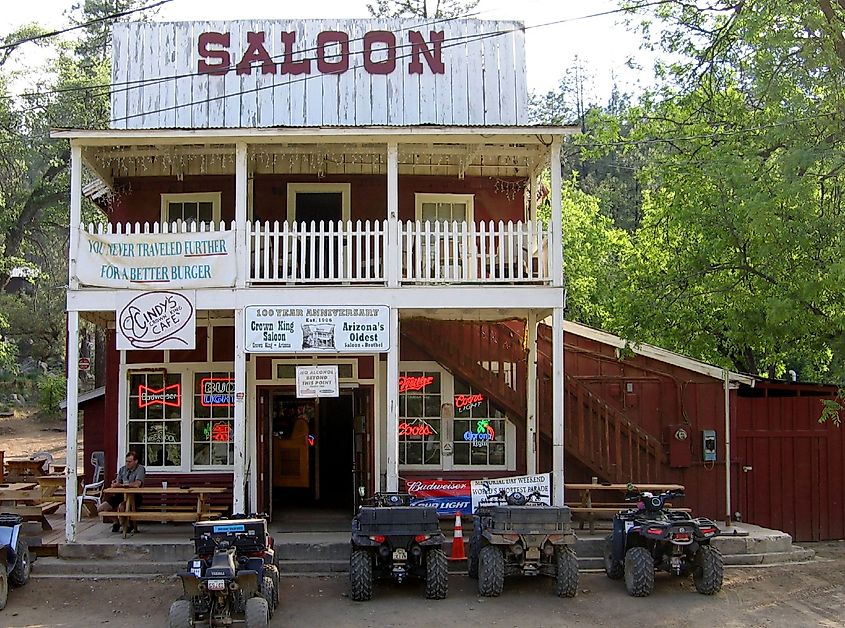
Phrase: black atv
[
  {"left": 170, "top": 517, "right": 278, "bottom": 627},
  {"left": 349, "top": 492, "right": 448, "bottom": 601},
  {"left": 603, "top": 489, "right": 723, "bottom": 597},
  {"left": 469, "top": 490, "right": 578, "bottom": 598},
  {"left": 0, "top": 513, "right": 33, "bottom": 611}
]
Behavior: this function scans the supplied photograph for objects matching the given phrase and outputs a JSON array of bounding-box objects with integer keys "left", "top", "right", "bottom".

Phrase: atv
[
  {"left": 603, "top": 488, "right": 723, "bottom": 597},
  {"left": 349, "top": 492, "right": 448, "bottom": 601},
  {"left": 170, "top": 516, "right": 278, "bottom": 628},
  {"left": 469, "top": 490, "right": 578, "bottom": 598},
  {"left": 0, "top": 513, "right": 32, "bottom": 611}
]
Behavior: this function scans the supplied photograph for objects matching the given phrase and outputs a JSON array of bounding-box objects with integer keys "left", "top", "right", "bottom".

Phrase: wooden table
[
  {"left": 101, "top": 486, "right": 228, "bottom": 537},
  {"left": 565, "top": 483, "right": 686, "bottom": 533},
  {"left": 0, "top": 482, "right": 53, "bottom": 530},
  {"left": 4, "top": 459, "right": 46, "bottom": 481}
]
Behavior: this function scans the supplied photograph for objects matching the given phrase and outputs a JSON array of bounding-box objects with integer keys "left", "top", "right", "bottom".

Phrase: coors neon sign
[{"left": 197, "top": 30, "right": 445, "bottom": 77}]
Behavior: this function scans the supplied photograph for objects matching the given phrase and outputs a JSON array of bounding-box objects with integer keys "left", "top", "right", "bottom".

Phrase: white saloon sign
[
  {"left": 76, "top": 229, "right": 236, "bottom": 289},
  {"left": 111, "top": 19, "right": 527, "bottom": 129},
  {"left": 245, "top": 306, "right": 390, "bottom": 353},
  {"left": 117, "top": 291, "right": 196, "bottom": 350}
]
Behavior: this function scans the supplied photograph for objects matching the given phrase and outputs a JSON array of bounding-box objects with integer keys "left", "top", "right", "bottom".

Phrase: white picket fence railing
[{"left": 80, "top": 219, "right": 552, "bottom": 285}]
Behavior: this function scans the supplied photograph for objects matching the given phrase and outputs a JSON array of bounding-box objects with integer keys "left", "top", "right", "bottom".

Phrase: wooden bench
[{"left": 100, "top": 511, "right": 206, "bottom": 523}]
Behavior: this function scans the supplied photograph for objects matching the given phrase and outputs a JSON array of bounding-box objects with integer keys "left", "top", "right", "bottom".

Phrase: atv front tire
[
  {"left": 9, "top": 539, "right": 31, "bottom": 586},
  {"left": 603, "top": 535, "right": 624, "bottom": 580},
  {"left": 349, "top": 549, "right": 373, "bottom": 601},
  {"left": 478, "top": 545, "right": 505, "bottom": 597},
  {"left": 693, "top": 545, "right": 724, "bottom": 595},
  {"left": 425, "top": 548, "right": 448, "bottom": 599},
  {"left": 264, "top": 564, "right": 280, "bottom": 608},
  {"left": 0, "top": 571, "right": 8, "bottom": 611},
  {"left": 260, "top": 575, "right": 275, "bottom": 618},
  {"left": 244, "top": 596, "right": 269, "bottom": 628},
  {"left": 554, "top": 546, "right": 579, "bottom": 598},
  {"left": 168, "top": 599, "right": 193, "bottom": 628},
  {"left": 624, "top": 546, "right": 654, "bottom": 597}
]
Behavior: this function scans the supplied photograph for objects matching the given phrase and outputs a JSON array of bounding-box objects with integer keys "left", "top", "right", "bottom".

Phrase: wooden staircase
[{"left": 402, "top": 319, "right": 666, "bottom": 484}]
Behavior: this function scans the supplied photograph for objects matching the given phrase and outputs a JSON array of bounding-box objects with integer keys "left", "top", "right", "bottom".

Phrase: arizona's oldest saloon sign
[
  {"left": 111, "top": 19, "right": 527, "bottom": 129},
  {"left": 76, "top": 229, "right": 236, "bottom": 289},
  {"left": 245, "top": 306, "right": 390, "bottom": 353}
]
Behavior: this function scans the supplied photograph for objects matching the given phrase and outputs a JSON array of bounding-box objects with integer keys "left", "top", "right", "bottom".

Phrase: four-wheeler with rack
[
  {"left": 170, "top": 516, "right": 279, "bottom": 627},
  {"left": 603, "top": 488, "right": 723, "bottom": 597},
  {"left": 349, "top": 492, "right": 448, "bottom": 601},
  {"left": 0, "top": 513, "right": 32, "bottom": 611},
  {"left": 469, "top": 490, "right": 578, "bottom": 598}
]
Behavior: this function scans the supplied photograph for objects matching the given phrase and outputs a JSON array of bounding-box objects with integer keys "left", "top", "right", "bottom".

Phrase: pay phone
[{"left": 702, "top": 429, "right": 717, "bottom": 462}]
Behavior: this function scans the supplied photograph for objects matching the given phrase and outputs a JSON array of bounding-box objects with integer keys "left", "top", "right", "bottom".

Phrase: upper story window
[
  {"left": 161, "top": 192, "right": 222, "bottom": 225},
  {"left": 414, "top": 193, "right": 474, "bottom": 224}
]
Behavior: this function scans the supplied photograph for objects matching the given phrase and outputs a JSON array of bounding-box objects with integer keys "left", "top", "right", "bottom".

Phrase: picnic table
[
  {"left": 4, "top": 459, "right": 45, "bottom": 482},
  {"left": 0, "top": 481, "right": 55, "bottom": 530},
  {"left": 565, "top": 483, "right": 687, "bottom": 533},
  {"left": 101, "top": 486, "right": 228, "bottom": 538}
]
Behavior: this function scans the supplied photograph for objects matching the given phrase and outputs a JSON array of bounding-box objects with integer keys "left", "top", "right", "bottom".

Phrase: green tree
[{"left": 367, "top": 0, "right": 480, "bottom": 19}]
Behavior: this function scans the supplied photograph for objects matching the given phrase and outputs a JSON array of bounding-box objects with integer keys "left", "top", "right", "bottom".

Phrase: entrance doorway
[
  {"left": 287, "top": 183, "right": 350, "bottom": 279},
  {"left": 259, "top": 387, "right": 370, "bottom": 524}
]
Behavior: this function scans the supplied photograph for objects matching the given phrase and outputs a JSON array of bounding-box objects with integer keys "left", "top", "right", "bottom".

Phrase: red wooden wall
[{"left": 736, "top": 383, "right": 843, "bottom": 541}]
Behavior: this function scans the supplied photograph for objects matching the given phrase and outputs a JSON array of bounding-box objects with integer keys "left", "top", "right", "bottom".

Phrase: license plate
[
  {"left": 392, "top": 548, "right": 407, "bottom": 561},
  {"left": 207, "top": 579, "right": 226, "bottom": 591}
]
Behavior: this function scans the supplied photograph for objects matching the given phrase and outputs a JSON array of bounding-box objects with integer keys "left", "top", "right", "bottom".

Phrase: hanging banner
[
  {"left": 117, "top": 291, "right": 196, "bottom": 350},
  {"left": 407, "top": 479, "right": 472, "bottom": 516},
  {"left": 470, "top": 473, "right": 552, "bottom": 511},
  {"left": 295, "top": 365, "right": 339, "bottom": 398},
  {"left": 76, "top": 228, "right": 236, "bottom": 289},
  {"left": 245, "top": 306, "right": 390, "bottom": 353}
]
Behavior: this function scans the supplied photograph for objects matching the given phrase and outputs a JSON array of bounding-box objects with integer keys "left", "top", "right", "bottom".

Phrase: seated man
[{"left": 98, "top": 450, "right": 146, "bottom": 532}]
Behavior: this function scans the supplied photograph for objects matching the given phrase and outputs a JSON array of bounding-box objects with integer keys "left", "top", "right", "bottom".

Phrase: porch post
[
  {"left": 65, "top": 143, "right": 82, "bottom": 542},
  {"left": 233, "top": 307, "right": 247, "bottom": 513},
  {"left": 386, "top": 142, "right": 400, "bottom": 287},
  {"left": 552, "top": 306, "right": 565, "bottom": 506},
  {"left": 526, "top": 311, "right": 538, "bottom": 476},
  {"left": 233, "top": 142, "right": 248, "bottom": 512},
  {"left": 386, "top": 308, "right": 400, "bottom": 491},
  {"left": 529, "top": 175, "right": 538, "bottom": 223}
]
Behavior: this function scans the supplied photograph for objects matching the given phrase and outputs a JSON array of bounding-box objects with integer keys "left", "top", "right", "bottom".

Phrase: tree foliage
[{"left": 367, "top": 0, "right": 480, "bottom": 19}]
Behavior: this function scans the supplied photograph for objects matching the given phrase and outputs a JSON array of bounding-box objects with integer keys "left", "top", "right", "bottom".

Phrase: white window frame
[
  {"left": 120, "top": 361, "right": 235, "bottom": 473},
  {"left": 160, "top": 192, "right": 222, "bottom": 225},
  {"left": 286, "top": 183, "right": 351, "bottom": 224},
  {"left": 414, "top": 193, "right": 475, "bottom": 224},
  {"left": 398, "top": 361, "right": 515, "bottom": 472}
]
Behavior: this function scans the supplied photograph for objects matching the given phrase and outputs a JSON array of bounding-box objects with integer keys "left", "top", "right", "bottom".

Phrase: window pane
[
  {"left": 192, "top": 371, "right": 234, "bottom": 468},
  {"left": 198, "top": 202, "right": 214, "bottom": 223},
  {"left": 167, "top": 202, "right": 183, "bottom": 222},
  {"left": 422, "top": 203, "right": 437, "bottom": 222}
]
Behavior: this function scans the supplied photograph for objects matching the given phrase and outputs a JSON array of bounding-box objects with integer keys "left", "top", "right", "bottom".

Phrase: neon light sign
[
  {"left": 463, "top": 419, "right": 495, "bottom": 446},
  {"left": 203, "top": 422, "right": 232, "bottom": 442},
  {"left": 399, "top": 375, "right": 433, "bottom": 393},
  {"left": 398, "top": 420, "right": 437, "bottom": 437},
  {"left": 455, "top": 393, "right": 484, "bottom": 411},
  {"left": 200, "top": 377, "right": 235, "bottom": 407},
  {"left": 138, "top": 383, "right": 181, "bottom": 408}
]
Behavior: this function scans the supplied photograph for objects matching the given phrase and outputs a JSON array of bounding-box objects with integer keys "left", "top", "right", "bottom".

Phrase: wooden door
[{"left": 271, "top": 395, "right": 314, "bottom": 489}]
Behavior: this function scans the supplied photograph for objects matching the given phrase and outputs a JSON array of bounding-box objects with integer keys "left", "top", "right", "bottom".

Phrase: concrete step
[
  {"left": 34, "top": 557, "right": 184, "bottom": 576},
  {"left": 59, "top": 542, "right": 194, "bottom": 562}
]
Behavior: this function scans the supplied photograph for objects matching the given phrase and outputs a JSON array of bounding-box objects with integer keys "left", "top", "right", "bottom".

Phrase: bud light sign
[
  {"left": 406, "top": 479, "right": 472, "bottom": 516},
  {"left": 201, "top": 377, "right": 235, "bottom": 407}
]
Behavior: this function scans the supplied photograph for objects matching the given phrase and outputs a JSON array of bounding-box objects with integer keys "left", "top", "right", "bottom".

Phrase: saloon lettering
[{"left": 197, "top": 29, "right": 445, "bottom": 76}]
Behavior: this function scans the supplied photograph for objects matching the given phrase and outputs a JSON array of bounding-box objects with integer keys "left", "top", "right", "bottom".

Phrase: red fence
[{"left": 736, "top": 384, "right": 844, "bottom": 541}]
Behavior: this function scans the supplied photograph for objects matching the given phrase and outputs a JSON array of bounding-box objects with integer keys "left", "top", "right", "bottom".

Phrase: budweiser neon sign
[
  {"left": 399, "top": 375, "right": 433, "bottom": 393},
  {"left": 138, "top": 383, "right": 181, "bottom": 408},
  {"left": 455, "top": 393, "right": 484, "bottom": 411}
]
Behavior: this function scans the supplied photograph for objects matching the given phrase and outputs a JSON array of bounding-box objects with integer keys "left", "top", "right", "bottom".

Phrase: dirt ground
[
  {"left": 2, "top": 542, "right": 843, "bottom": 627},
  {"left": 0, "top": 408, "right": 79, "bottom": 467}
]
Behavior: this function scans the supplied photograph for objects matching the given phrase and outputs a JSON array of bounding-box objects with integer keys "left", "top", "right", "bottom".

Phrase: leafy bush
[{"left": 37, "top": 374, "right": 66, "bottom": 416}]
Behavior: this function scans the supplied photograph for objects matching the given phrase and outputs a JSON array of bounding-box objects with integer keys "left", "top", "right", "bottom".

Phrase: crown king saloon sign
[{"left": 110, "top": 20, "right": 527, "bottom": 129}]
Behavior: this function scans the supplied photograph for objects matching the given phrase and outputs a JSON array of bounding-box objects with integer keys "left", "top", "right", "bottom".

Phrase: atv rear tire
[
  {"left": 693, "top": 545, "right": 724, "bottom": 595},
  {"left": 468, "top": 534, "right": 479, "bottom": 579},
  {"left": 260, "top": 575, "right": 275, "bottom": 618},
  {"left": 349, "top": 549, "right": 373, "bottom": 601},
  {"left": 624, "top": 546, "right": 654, "bottom": 597},
  {"left": 244, "top": 596, "right": 269, "bottom": 628},
  {"left": 603, "top": 535, "right": 624, "bottom": 580},
  {"left": 9, "top": 539, "right": 31, "bottom": 586},
  {"left": 0, "top": 572, "right": 8, "bottom": 611},
  {"left": 168, "top": 599, "right": 193, "bottom": 628},
  {"left": 265, "top": 564, "right": 280, "bottom": 608},
  {"left": 554, "top": 546, "right": 579, "bottom": 598},
  {"left": 425, "top": 548, "right": 448, "bottom": 599},
  {"left": 478, "top": 545, "right": 505, "bottom": 597}
]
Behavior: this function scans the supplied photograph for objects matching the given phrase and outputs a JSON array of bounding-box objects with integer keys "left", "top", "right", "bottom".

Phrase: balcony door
[{"left": 287, "top": 183, "right": 351, "bottom": 280}]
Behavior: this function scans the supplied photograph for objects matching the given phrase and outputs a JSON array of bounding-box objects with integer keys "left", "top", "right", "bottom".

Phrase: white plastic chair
[{"left": 77, "top": 451, "right": 105, "bottom": 519}]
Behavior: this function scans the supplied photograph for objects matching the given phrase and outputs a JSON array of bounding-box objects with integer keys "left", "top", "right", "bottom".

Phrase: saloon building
[{"left": 58, "top": 18, "right": 574, "bottom": 540}]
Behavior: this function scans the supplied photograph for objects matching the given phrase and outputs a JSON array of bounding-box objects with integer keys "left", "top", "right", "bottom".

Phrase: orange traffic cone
[{"left": 450, "top": 511, "right": 466, "bottom": 560}]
